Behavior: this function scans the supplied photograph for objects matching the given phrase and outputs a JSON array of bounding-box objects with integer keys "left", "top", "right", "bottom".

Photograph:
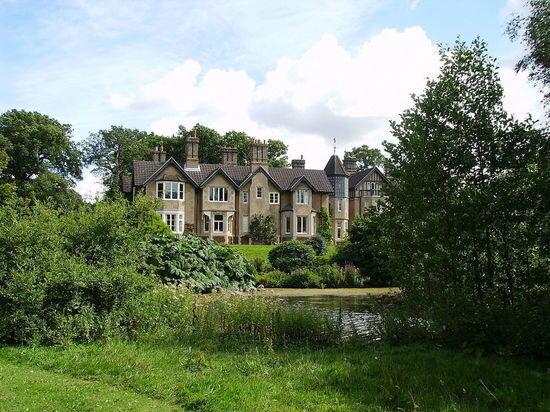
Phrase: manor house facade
[{"left": 122, "top": 133, "right": 388, "bottom": 244}]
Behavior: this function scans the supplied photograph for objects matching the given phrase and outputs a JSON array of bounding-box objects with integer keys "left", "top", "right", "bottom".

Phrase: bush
[
  {"left": 286, "top": 270, "right": 323, "bottom": 288},
  {"left": 146, "top": 235, "right": 256, "bottom": 292},
  {"left": 250, "top": 257, "right": 271, "bottom": 274},
  {"left": 255, "top": 270, "right": 291, "bottom": 288},
  {"left": 317, "top": 264, "right": 342, "bottom": 288},
  {"left": 249, "top": 214, "right": 276, "bottom": 244},
  {"left": 302, "top": 235, "right": 327, "bottom": 256},
  {"left": 268, "top": 241, "right": 315, "bottom": 273}
]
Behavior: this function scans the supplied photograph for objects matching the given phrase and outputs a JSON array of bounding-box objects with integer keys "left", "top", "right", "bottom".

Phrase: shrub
[
  {"left": 318, "top": 206, "right": 333, "bottom": 243},
  {"left": 268, "top": 241, "right": 315, "bottom": 273},
  {"left": 286, "top": 270, "right": 323, "bottom": 288},
  {"left": 255, "top": 270, "right": 291, "bottom": 288},
  {"left": 250, "top": 257, "right": 271, "bottom": 274},
  {"left": 302, "top": 235, "right": 327, "bottom": 256},
  {"left": 317, "top": 264, "right": 342, "bottom": 288},
  {"left": 249, "top": 214, "right": 276, "bottom": 244},
  {"left": 146, "top": 235, "right": 256, "bottom": 292}
]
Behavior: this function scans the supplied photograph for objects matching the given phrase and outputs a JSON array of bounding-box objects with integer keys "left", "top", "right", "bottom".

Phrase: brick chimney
[
  {"left": 291, "top": 155, "right": 305, "bottom": 169},
  {"left": 343, "top": 152, "right": 357, "bottom": 174},
  {"left": 153, "top": 146, "right": 166, "bottom": 163},
  {"left": 250, "top": 139, "right": 268, "bottom": 171},
  {"left": 185, "top": 130, "right": 199, "bottom": 170},
  {"left": 221, "top": 147, "right": 238, "bottom": 165},
  {"left": 383, "top": 162, "right": 392, "bottom": 179}
]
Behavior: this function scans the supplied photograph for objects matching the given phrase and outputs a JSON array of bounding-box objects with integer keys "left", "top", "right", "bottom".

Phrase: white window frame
[
  {"left": 296, "top": 189, "right": 308, "bottom": 205},
  {"left": 256, "top": 187, "right": 263, "bottom": 199},
  {"left": 242, "top": 216, "right": 249, "bottom": 233},
  {"left": 157, "top": 182, "right": 184, "bottom": 200},
  {"left": 242, "top": 191, "right": 249, "bottom": 204},
  {"left": 204, "top": 215, "right": 210, "bottom": 233},
  {"left": 159, "top": 211, "right": 184, "bottom": 234},
  {"left": 209, "top": 187, "right": 228, "bottom": 202},
  {"left": 337, "top": 199, "right": 343, "bottom": 212},
  {"left": 296, "top": 216, "right": 307, "bottom": 234},
  {"left": 336, "top": 222, "right": 342, "bottom": 240},
  {"left": 269, "top": 192, "right": 279, "bottom": 204},
  {"left": 213, "top": 214, "right": 224, "bottom": 233},
  {"left": 285, "top": 215, "right": 291, "bottom": 234}
]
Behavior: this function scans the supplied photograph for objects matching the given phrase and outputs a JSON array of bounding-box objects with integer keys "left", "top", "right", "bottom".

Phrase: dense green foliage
[
  {"left": 268, "top": 240, "right": 316, "bottom": 273},
  {"left": 249, "top": 213, "right": 277, "bottom": 244},
  {"left": 302, "top": 235, "right": 328, "bottom": 256},
  {"left": 381, "top": 39, "right": 549, "bottom": 356},
  {"left": 0, "top": 200, "right": 169, "bottom": 345},
  {"left": 333, "top": 213, "right": 391, "bottom": 287},
  {"left": 348, "top": 144, "right": 387, "bottom": 169},
  {"left": 507, "top": 0, "right": 550, "bottom": 109},
  {"left": 318, "top": 206, "right": 333, "bottom": 242},
  {"left": 146, "top": 235, "right": 256, "bottom": 292},
  {"left": 0, "top": 110, "right": 83, "bottom": 206}
]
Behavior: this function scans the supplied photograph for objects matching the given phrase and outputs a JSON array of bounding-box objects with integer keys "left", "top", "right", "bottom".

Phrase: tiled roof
[
  {"left": 349, "top": 168, "right": 374, "bottom": 188},
  {"left": 121, "top": 176, "right": 132, "bottom": 193},
  {"left": 132, "top": 160, "right": 333, "bottom": 193},
  {"left": 324, "top": 155, "right": 348, "bottom": 176}
]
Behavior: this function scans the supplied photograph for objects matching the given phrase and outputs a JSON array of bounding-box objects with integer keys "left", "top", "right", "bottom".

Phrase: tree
[
  {"left": 0, "top": 110, "right": 82, "bottom": 185},
  {"left": 381, "top": 38, "right": 548, "bottom": 355},
  {"left": 83, "top": 126, "right": 161, "bottom": 198},
  {"left": 349, "top": 144, "right": 386, "bottom": 170},
  {"left": 177, "top": 124, "right": 223, "bottom": 164},
  {"left": 318, "top": 206, "right": 333, "bottom": 242},
  {"left": 249, "top": 214, "right": 277, "bottom": 244},
  {"left": 267, "top": 139, "right": 289, "bottom": 168},
  {"left": 333, "top": 212, "right": 391, "bottom": 286},
  {"left": 507, "top": 0, "right": 550, "bottom": 109}
]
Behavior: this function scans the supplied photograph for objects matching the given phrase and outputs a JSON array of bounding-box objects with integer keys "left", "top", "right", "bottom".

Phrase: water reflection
[{"left": 277, "top": 295, "right": 381, "bottom": 338}]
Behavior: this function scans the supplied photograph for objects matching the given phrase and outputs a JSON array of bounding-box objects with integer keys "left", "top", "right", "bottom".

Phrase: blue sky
[{"left": 0, "top": 0, "right": 542, "bottom": 197}]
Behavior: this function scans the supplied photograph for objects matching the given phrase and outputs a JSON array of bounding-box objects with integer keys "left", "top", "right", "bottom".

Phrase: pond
[{"left": 274, "top": 292, "right": 384, "bottom": 339}]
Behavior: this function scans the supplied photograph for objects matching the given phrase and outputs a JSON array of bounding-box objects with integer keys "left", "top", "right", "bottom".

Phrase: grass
[
  {"left": 0, "top": 341, "right": 547, "bottom": 411},
  {"left": 229, "top": 244, "right": 336, "bottom": 261}
]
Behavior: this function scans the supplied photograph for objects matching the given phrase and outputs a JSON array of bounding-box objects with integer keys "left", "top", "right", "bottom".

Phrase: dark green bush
[
  {"left": 146, "top": 235, "right": 256, "bottom": 292},
  {"left": 317, "top": 264, "right": 341, "bottom": 288},
  {"left": 286, "top": 270, "right": 323, "bottom": 288},
  {"left": 268, "top": 241, "right": 315, "bottom": 273},
  {"left": 255, "top": 270, "right": 291, "bottom": 288},
  {"left": 250, "top": 257, "right": 271, "bottom": 274},
  {"left": 302, "top": 235, "right": 328, "bottom": 256}
]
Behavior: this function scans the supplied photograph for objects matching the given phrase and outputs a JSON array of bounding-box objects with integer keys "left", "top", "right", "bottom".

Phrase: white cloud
[
  {"left": 109, "top": 26, "right": 543, "bottom": 170},
  {"left": 75, "top": 171, "right": 104, "bottom": 202},
  {"left": 410, "top": 0, "right": 420, "bottom": 10},
  {"left": 500, "top": 67, "right": 544, "bottom": 121}
]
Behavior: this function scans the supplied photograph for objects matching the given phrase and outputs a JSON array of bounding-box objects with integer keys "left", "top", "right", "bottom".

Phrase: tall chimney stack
[
  {"left": 185, "top": 130, "right": 200, "bottom": 170},
  {"left": 291, "top": 155, "right": 305, "bottom": 169},
  {"left": 250, "top": 139, "right": 268, "bottom": 171},
  {"left": 221, "top": 147, "right": 238, "bottom": 165},
  {"left": 343, "top": 152, "right": 357, "bottom": 174},
  {"left": 159, "top": 145, "right": 166, "bottom": 163}
]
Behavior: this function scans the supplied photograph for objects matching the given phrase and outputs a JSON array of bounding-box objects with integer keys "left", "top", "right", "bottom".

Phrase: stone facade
[{"left": 124, "top": 140, "right": 387, "bottom": 244}]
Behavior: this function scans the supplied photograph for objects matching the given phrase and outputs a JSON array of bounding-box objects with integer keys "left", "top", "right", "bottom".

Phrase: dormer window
[
  {"left": 209, "top": 187, "right": 228, "bottom": 202},
  {"left": 296, "top": 189, "right": 309, "bottom": 205},
  {"left": 157, "top": 182, "right": 184, "bottom": 200}
]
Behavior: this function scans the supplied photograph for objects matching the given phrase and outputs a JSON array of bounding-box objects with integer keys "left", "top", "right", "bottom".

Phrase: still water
[{"left": 277, "top": 294, "right": 382, "bottom": 338}]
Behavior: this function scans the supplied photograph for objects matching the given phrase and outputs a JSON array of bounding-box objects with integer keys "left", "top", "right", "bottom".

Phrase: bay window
[
  {"left": 213, "top": 214, "right": 224, "bottom": 233},
  {"left": 157, "top": 182, "right": 184, "bottom": 200},
  {"left": 296, "top": 216, "right": 307, "bottom": 234}
]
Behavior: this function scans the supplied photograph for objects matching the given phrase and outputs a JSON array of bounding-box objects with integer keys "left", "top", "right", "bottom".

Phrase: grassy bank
[
  {"left": 261, "top": 287, "right": 399, "bottom": 297},
  {"left": 0, "top": 341, "right": 547, "bottom": 411},
  {"left": 229, "top": 244, "right": 336, "bottom": 261}
]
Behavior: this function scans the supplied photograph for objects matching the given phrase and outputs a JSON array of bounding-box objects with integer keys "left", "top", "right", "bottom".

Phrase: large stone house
[{"left": 122, "top": 134, "right": 388, "bottom": 243}]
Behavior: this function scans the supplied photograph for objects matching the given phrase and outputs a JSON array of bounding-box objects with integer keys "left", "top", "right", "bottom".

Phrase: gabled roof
[
  {"left": 199, "top": 167, "right": 240, "bottom": 189},
  {"left": 132, "top": 160, "right": 334, "bottom": 193},
  {"left": 349, "top": 167, "right": 388, "bottom": 189},
  {"left": 239, "top": 166, "right": 283, "bottom": 191},
  {"left": 140, "top": 158, "right": 198, "bottom": 187},
  {"left": 287, "top": 175, "right": 317, "bottom": 192},
  {"left": 324, "top": 155, "right": 347, "bottom": 177}
]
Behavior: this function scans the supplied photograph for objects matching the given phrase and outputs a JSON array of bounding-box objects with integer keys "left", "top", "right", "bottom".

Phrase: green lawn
[
  {"left": 229, "top": 244, "right": 336, "bottom": 261},
  {"left": 0, "top": 341, "right": 547, "bottom": 411}
]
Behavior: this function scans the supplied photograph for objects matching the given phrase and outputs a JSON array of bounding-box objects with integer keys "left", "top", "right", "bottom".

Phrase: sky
[{"left": 0, "top": 0, "right": 544, "bottom": 199}]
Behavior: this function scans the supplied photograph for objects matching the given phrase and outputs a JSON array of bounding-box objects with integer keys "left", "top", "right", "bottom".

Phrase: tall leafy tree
[
  {"left": 0, "top": 110, "right": 83, "bottom": 205},
  {"left": 507, "top": 0, "right": 550, "bottom": 109},
  {"left": 83, "top": 126, "right": 162, "bottom": 198},
  {"left": 382, "top": 39, "right": 548, "bottom": 354},
  {"left": 176, "top": 124, "right": 223, "bottom": 164},
  {"left": 349, "top": 144, "right": 386, "bottom": 170},
  {"left": 267, "top": 139, "right": 289, "bottom": 168}
]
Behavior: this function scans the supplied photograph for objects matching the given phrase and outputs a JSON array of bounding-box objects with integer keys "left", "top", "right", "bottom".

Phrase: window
[
  {"left": 242, "top": 191, "right": 249, "bottom": 204},
  {"left": 296, "top": 216, "right": 307, "bottom": 234},
  {"left": 242, "top": 216, "right": 249, "bottom": 233},
  {"left": 213, "top": 214, "right": 224, "bottom": 233},
  {"left": 160, "top": 212, "right": 184, "bottom": 233},
  {"left": 157, "top": 182, "right": 184, "bottom": 200},
  {"left": 336, "top": 222, "right": 342, "bottom": 240},
  {"left": 296, "top": 189, "right": 308, "bottom": 205},
  {"left": 209, "top": 187, "right": 228, "bottom": 202},
  {"left": 256, "top": 187, "right": 263, "bottom": 199},
  {"left": 312, "top": 216, "right": 316, "bottom": 234},
  {"left": 204, "top": 215, "right": 210, "bottom": 232},
  {"left": 337, "top": 199, "right": 343, "bottom": 212},
  {"left": 285, "top": 215, "right": 291, "bottom": 234},
  {"left": 269, "top": 192, "right": 279, "bottom": 204}
]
